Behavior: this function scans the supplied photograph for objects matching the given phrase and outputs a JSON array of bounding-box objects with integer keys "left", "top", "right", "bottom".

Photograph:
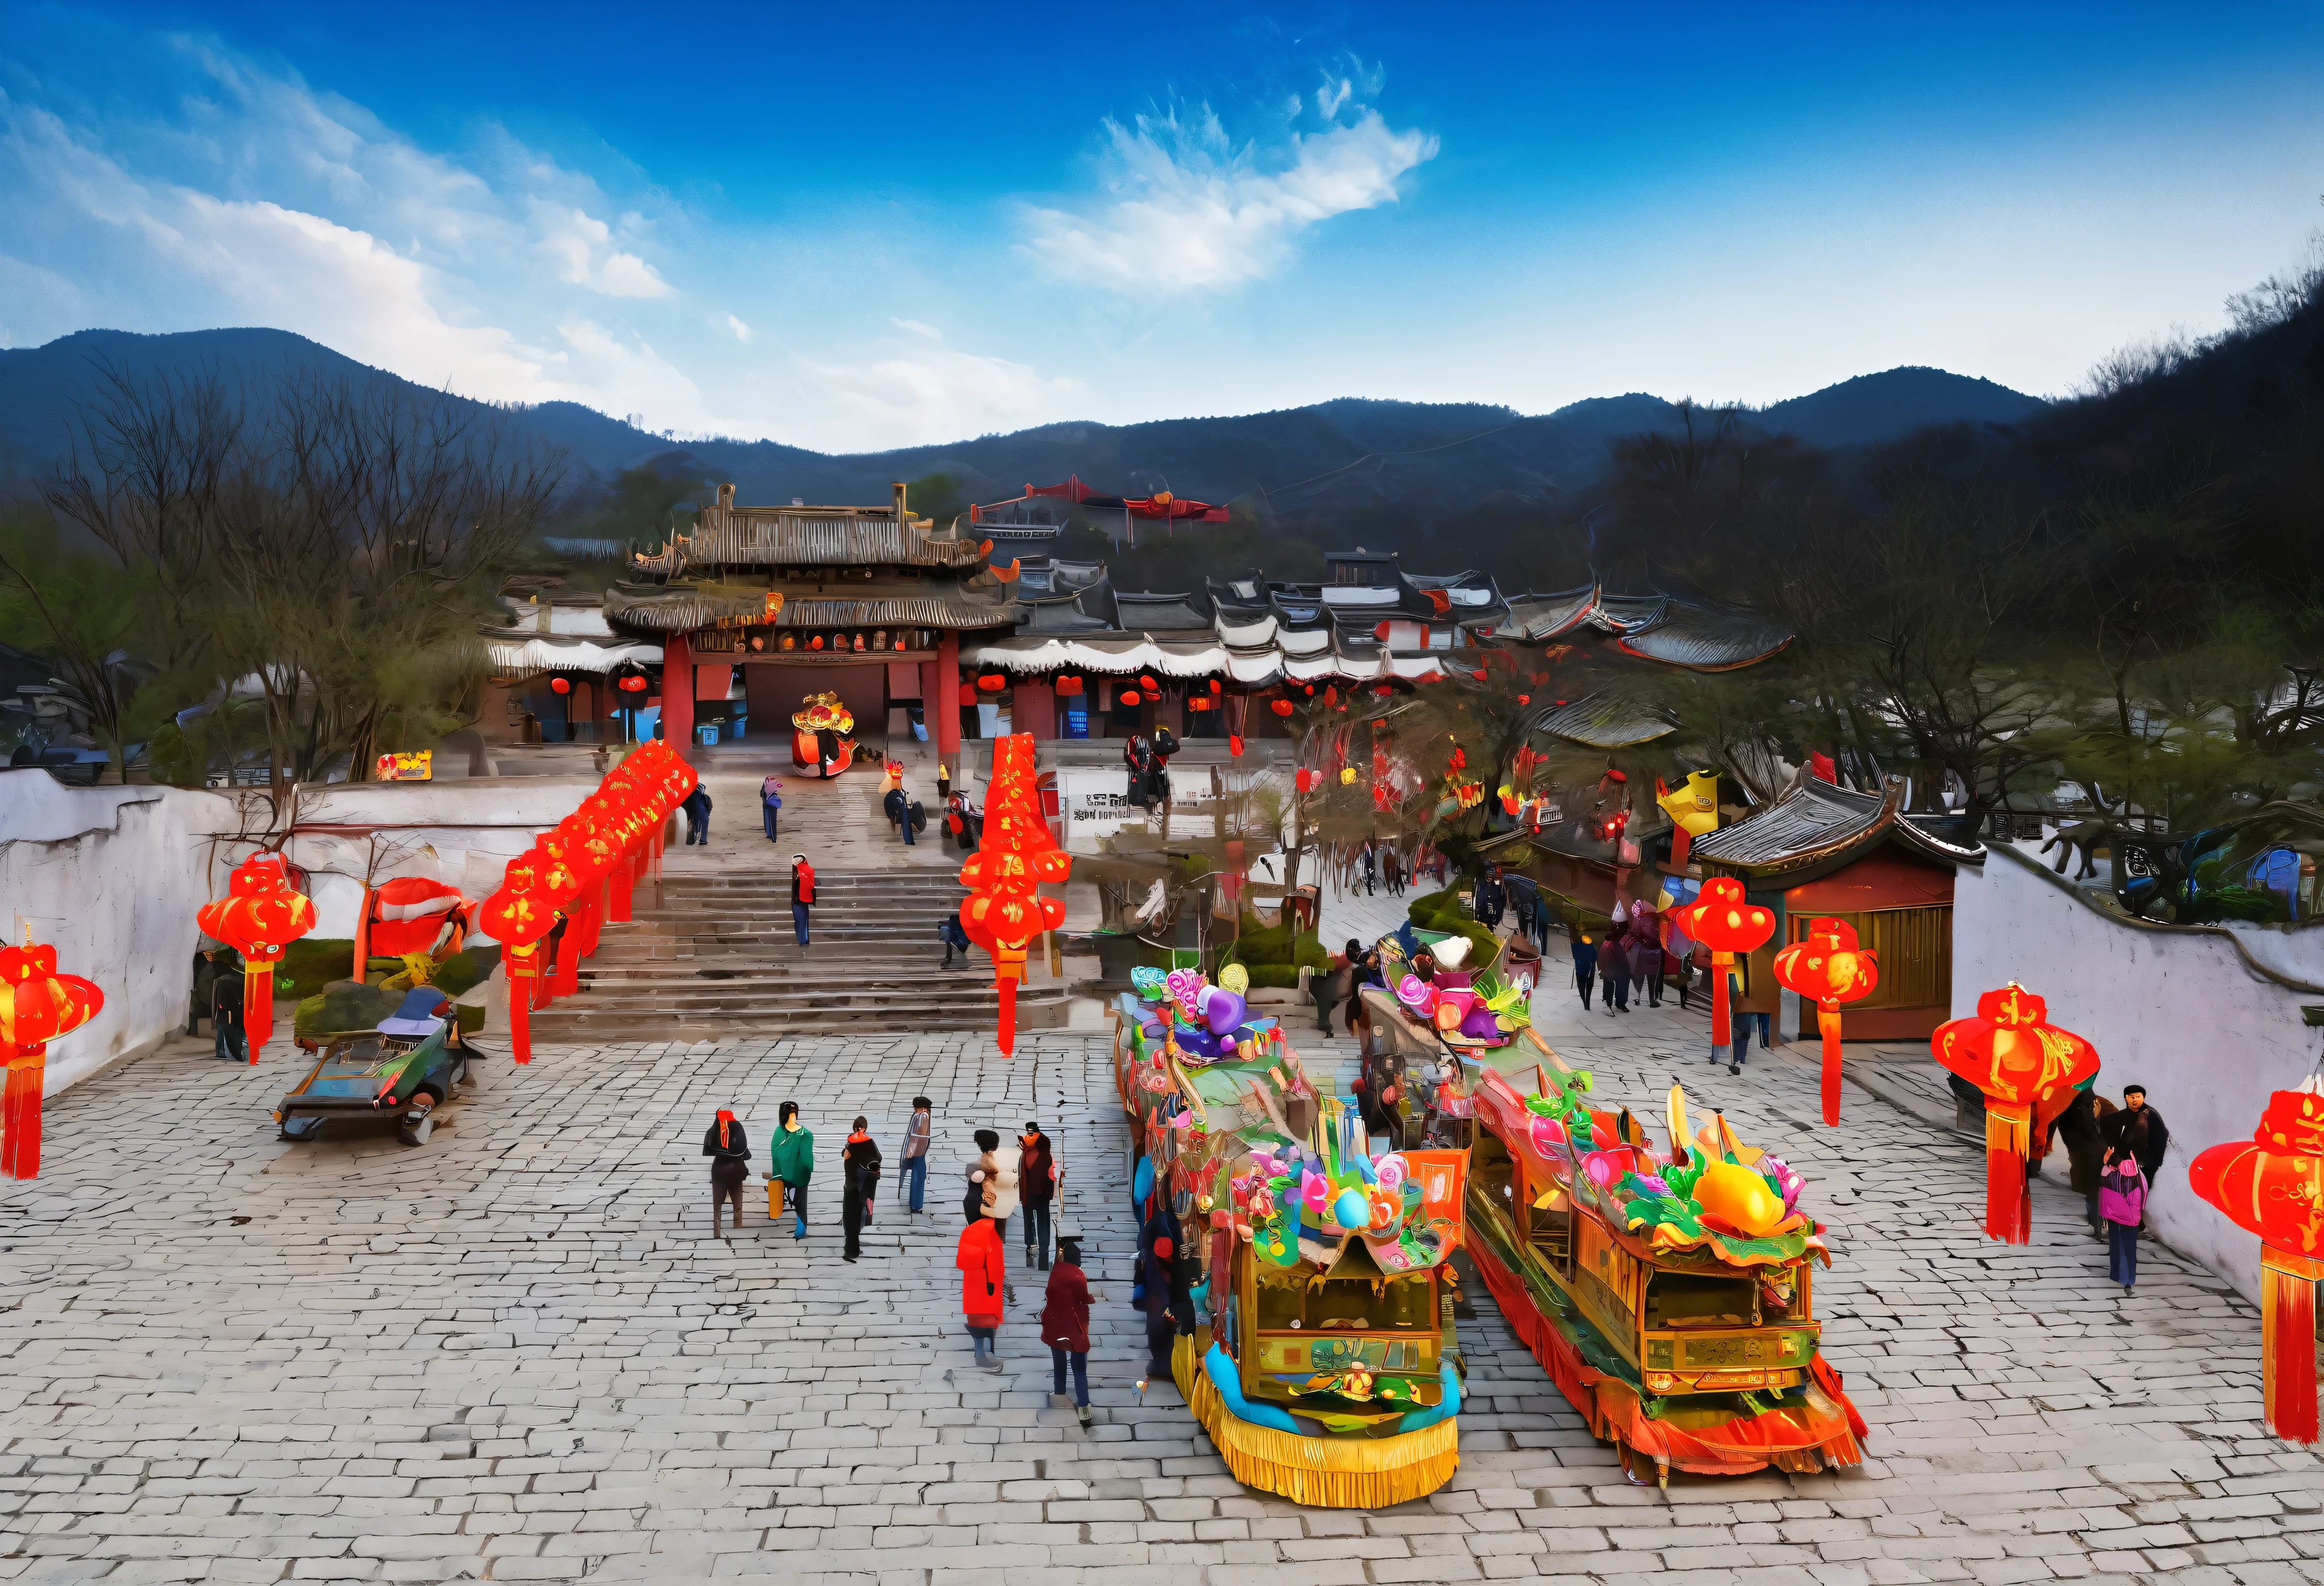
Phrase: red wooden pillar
[
  {"left": 1018, "top": 680, "right": 1057, "bottom": 741},
  {"left": 663, "top": 633, "right": 695, "bottom": 751},
  {"left": 937, "top": 631, "right": 962, "bottom": 766}
]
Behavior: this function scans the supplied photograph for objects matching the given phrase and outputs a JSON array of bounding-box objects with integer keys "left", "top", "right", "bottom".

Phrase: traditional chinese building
[
  {"left": 605, "top": 483, "right": 1021, "bottom": 766},
  {"left": 1690, "top": 771, "right": 1986, "bottom": 1040}
]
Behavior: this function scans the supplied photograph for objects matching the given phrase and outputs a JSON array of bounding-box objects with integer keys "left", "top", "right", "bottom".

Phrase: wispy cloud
[
  {"left": 1020, "top": 87, "right": 1437, "bottom": 296},
  {"left": 794, "top": 322, "right": 1089, "bottom": 449}
]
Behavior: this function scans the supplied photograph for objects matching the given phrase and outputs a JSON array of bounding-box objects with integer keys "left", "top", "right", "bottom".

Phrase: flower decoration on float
[
  {"left": 1674, "top": 876, "right": 1774, "bottom": 1055},
  {"left": 197, "top": 851, "right": 318, "bottom": 1062},
  {"left": 1601, "top": 1086, "right": 1826, "bottom": 1268},
  {"left": 1774, "top": 917, "right": 1880, "bottom": 1126},
  {"left": 0, "top": 933, "right": 104, "bottom": 1180},
  {"left": 957, "top": 733, "right": 1070, "bottom": 1056},
  {"left": 1929, "top": 982, "right": 2099, "bottom": 1244},
  {"left": 2188, "top": 1075, "right": 2324, "bottom": 1445}
]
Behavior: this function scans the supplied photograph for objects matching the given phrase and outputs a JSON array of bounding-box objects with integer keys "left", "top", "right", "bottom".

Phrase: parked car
[{"left": 275, "top": 988, "right": 470, "bottom": 1147}]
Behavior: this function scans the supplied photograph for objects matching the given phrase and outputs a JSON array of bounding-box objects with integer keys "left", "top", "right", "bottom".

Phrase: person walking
[
  {"left": 681, "top": 784, "right": 711, "bottom": 845},
  {"left": 1603, "top": 933, "right": 1632, "bottom": 1015},
  {"left": 1570, "top": 931, "right": 1598, "bottom": 1009},
  {"left": 2098, "top": 1084, "right": 2171, "bottom": 1187},
  {"left": 1018, "top": 1122, "right": 1057, "bottom": 1270},
  {"left": 789, "top": 853, "right": 815, "bottom": 947},
  {"left": 939, "top": 912, "right": 971, "bottom": 967},
  {"left": 702, "top": 1108, "right": 751, "bottom": 1238},
  {"left": 1311, "top": 941, "right": 1356, "bottom": 1037},
  {"left": 967, "top": 1128, "right": 1020, "bottom": 1303},
  {"left": 1140, "top": 1233, "right": 1189, "bottom": 1387},
  {"left": 760, "top": 775, "right": 783, "bottom": 843},
  {"left": 2098, "top": 1151, "right": 2147, "bottom": 1295},
  {"left": 1635, "top": 931, "right": 1664, "bottom": 1008},
  {"left": 898, "top": 1096, "right": 932, "bottom": 1215},
  {"left": 957, "top": 1208, "right": 1006, "bottom": 1372},
  {"left": 1474, "top": 866, "right": 1507, "bottom": 931},
  {"left": 209, "top": 951, "right": 248, "bottom": 1062},
  {"left": 1042, "top": 1233, "right": 1094, "bottom": 1426},
  {"left": 767, "top": 1101, "right": 815, "bottom": 1240},
  {"left": 841, "top": 1117, "right": 881, "bottom": 1262},
  {"left": 1382, "top": 845, "right": 1405, "bottom": 897},
  {"left": 882, "top": 780, "right": 917, "bottom": 846},
  {"left": 1359, "top": 839, "right": 1378, "bottom": 896},
  {"left": 1724, "top": 962, "right": 1758, "bottom": 1072}
]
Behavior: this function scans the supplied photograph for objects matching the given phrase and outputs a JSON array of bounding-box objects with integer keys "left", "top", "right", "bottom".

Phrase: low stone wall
[{"left": 1953, "top": 843, "right": 2324, "bottom": 1305}]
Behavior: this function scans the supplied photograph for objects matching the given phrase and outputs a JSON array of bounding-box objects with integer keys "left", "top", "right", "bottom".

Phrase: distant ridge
[{"left": 0, "top": 329, "right": 2046, "bottom": 514}]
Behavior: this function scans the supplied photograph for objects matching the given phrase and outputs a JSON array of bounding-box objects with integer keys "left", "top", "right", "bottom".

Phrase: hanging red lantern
[
  {"left": 2190, "top": 1080, "right": 2324, "bottom": 1444},
  {"left": 1270, "top": 699, "right": 1294, "bottom": 718},
  {"left": 1229, "top": 734, "right": 1244, "bottom": 757},
  {"left": 1209, "top": 679, "right": 1222, "bottom": 694},
  {"left": 1773, "top": 917, "right": 1881, "bottom": 1125},
  {"left": 1323, "top": 686, "right": 1337, "bottom": 707},
  {"left": 0, "top": 938, "right": 104, "bottom": 1180},
  {"left": 549, "top": 677, "right": 571, "bottom": 694},
  {"left": 957, "top": 733, "right": 1070, "bottom": 1054},
  {"left": 1119, "top": 690, "right": 1143, "bottom": 708},
  {"left": 197, "top": 853, "right": 318, "bottom": 1060},
  {"left": 1930, "top": 983, "right": 2100, "bottom": 1244},
  {"left": 977, "top": 673, "right": 1007, "bottom": 692},
  {"left": 1517, "top": 694, "right": 1531, "bottom": 706},
  {"left": 478, "top": 846, "right": 583, "bottom": 1065},
  {"left": 810, "top": 635, "right": 825, "bottom": 650},
  {"left": 1055, "top": 675, "right": 1085, "bottom": 697},
  {"left": 1187, "top": 696, "right": 1213, "bottom": 711},
  {"left": 1675, "top": 876, "right": 1775, "bottom": 1058},
  {"left": 1302, "top": 684, "right": 1315, "bottom": 696},
  {"left": 1295, "top": 769, "right": 1318, "bottom": 794},
  {"left": 1139, "top": 674, "right": 1159, "bottom": 692}
]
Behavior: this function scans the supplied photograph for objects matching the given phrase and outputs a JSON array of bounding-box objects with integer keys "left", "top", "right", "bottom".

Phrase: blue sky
[{"left": 4, "top": 2, "right": 2322, "bottom": 451}]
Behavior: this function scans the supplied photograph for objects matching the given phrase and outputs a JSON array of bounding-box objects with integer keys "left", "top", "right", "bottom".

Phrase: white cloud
[
  {"left": 532, "top": 202, "right": 673, "bottom": 299},
  {"left": 1022, "top": 97, "right": 1437, "bottom": 295},
  {"left": 723, "top": 313, "right": 753, "bottom": 342},
  {"left": 792, "top": 325, "right": 1089, "bottom": 449}
]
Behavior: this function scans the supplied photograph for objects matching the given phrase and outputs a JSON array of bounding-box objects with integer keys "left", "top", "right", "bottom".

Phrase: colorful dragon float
[{"left": 1114, "top": 963, "right": 1471, "bottom": 1507}]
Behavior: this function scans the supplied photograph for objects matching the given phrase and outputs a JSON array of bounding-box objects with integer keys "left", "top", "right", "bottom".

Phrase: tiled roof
[
  {"left": 1529, "top": 692, "right": 1676, "bottom": 749},
  {"left": 1691, "top": 773, "right": 1984, "bottom": 874}
]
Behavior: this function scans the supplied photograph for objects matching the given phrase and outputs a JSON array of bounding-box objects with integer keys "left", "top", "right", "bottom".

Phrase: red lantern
[
  {"left": 1270, "top": 699, "right": 1294, "bottom": 718},
  {"left": 977, "top": 674, "right": 1007, "bottom": 692},
  {"left": 1229, "top": 734, "right": 1244, "bottom": 757},
  {"left": 1119, "top": 690, "right": 1141, "bottom": 708},
  {"left": 1930, "top": 983, "right": 2100, "bottom": 1244},
  {"left": 1055, "top": 675, "right": 1084, "bottom": 697},
  {"left": 1209, "top": 679, "right": 1222, "bottom": 694},
  {"left": 2190, "top": 1081, "right": 2324, "bottom": 1444},
  {"left": 1773, "top": 917, "right": 1880, "bottom": 1125},
  {"left": 620, "top": 674, "right": 648, "bottom": 693},
  {"left": 197, "top": 853, "right": 318, "bottom": 1059},
  {"left": 0, "top": 939, "right": 104, "bottom": 1180},
  {"left": 1295, "top": 769, "right": 1318, "bottom": 794},
  {"left": 1675, "top": 876, "right": 1774, "bottom": 1054},
  {"left": 810, "top": 635, "right": 825, "bottom": 650},
  {"left": 1139, "top": 674, "right": 1159, "bottom": 691},
  {"left": 956, "top": 733, "right": 1071, "bottom": 1054},
  {"left": 549, "top": 676, "right": 571, "bottom": 694},
  {"left": 478, "top": 847, "right": 581, "bottom": 1065}
]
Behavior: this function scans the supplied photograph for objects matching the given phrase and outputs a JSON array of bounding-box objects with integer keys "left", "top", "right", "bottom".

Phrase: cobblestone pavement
[{"left": 5, "top": 973, "right": 2321, "bottom": 1583}]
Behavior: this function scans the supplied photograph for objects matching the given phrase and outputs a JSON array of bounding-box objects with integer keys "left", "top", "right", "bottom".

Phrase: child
[
  {"left": 2099, "top": 1151, "right": 2146, "bottom": 1295},
  {"left": 1042, "top": 1233, "right": 1093, "bottom": 1426},
  {"left": 957, "top": 1208, "right": 1006, "bottom": 1372}
]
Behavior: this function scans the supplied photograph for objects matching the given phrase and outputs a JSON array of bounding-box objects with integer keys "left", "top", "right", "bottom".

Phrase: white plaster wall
[
  {"left": 1953, "top": 847, "right": 2324, "bottom": 1305},
  {"left": 287, "top": 778, "right": 599, "bottom": 935},
  {"left": 0, "top": 771, "right": 242, "bottom": 1093}
]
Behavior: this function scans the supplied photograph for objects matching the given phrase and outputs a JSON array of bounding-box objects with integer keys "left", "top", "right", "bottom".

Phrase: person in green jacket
[{"left": 766, "top": 1100, "right": 815, "bottom": 1240}]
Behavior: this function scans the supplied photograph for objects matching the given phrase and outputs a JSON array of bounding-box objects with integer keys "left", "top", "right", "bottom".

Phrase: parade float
[
  {"left": 1113, "top": 963, "right": 1471, "bottom": 1506},
  {"left": 1359, "top": 926, "right": 1867, "bottom": 1485}
]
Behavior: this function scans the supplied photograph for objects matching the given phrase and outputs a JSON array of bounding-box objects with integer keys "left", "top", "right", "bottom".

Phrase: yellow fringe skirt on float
[{"left": 1171, "top": 1334, "right": 1460, "bottom": 1508}]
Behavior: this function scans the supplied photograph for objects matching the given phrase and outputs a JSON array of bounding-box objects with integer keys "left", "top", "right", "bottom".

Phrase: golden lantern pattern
[{"left": 0, "top": 938, "right": 104, "bottom": 1180}]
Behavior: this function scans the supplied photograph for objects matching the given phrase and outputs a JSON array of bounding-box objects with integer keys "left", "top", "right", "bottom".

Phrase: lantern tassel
[
  {"left": 996, "top": 975, "right": 1017, "bottom": 1057},
  {"left": 245, "top": 963, "right": 273, "bottom": 1060},
  {"left": 507, "top": 943, "right": 537, "bottom": 1065},
  {"left": 1, "top": 1052, "right": 43, "bottom": 1180},
  {"left": 2261, "top": 1249, "right": 2321, "bottom": 1445},
  {"left": 1710, "top": 950, "right": 1732, "bottom": 1050},
  {"left": 1983, "top": 1103, "right": 2033, "bottom": 1244},
  {"left": 353, "top": 885, "right": 374, "bottom": 984},
  {"left": 1816, "top": 1004, "right": 1843, "bottom": 1126}
]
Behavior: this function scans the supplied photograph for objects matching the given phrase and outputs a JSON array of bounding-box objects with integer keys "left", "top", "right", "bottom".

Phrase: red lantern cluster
[
  {"left": 2189, "top": 1082, "right": 2324, "bottom": 1444},
  {"left": 0, "top": 939, "right": 104, "bottom": 1180},
  {"left": 1773, "top": 918, "right": 1880, "bottom": 1125},
  {"left": 958, "top": 733, "right": 1070, "bottom": 1055},
  {"left": 197, "top": 852, "right": 319, "bottom": 1061},
  {"left": 1930, "top": 983, "right": 2100, "bottom": 1244},
  {"left": 477, "top": 738, "right": 696, "bottom": 1064}
]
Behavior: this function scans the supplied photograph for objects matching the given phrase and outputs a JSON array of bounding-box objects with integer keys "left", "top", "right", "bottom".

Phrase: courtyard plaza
[{"left": 2, "top": 774, "right": 2321, "bottom": 1585}]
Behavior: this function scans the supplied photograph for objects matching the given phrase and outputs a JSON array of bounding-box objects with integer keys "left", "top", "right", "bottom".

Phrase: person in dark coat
[
  {"left": 1311, "top": 941, "right": 1355, "bottom": 1036},
  {"left": 681, "top": 785, "right": 711, "bottom": 845},
  {"left": 208, "top": 951, "right": 248, "bottom": 1062},
  {"left": 1570, "top": 931, "right": 1598, "bottom": 1009},
  {"left": 1123, "top": 733, "right": 1155, "bottom": 809},
  {"left": 841, "top": 1117, "right": 882, "bottom": 1262},
  {"left": 1602, "top": 934, "right": 1632, "bottom": 1014},
  {"left": 1042, "top": 1233, "right": 1093, "bottom": 1425},
  {"left": 760, "top": 775, "right": 782, "bottom": 843},
  {"left": 939, "top": 912, "right": 972, "bottom": 967},
  {"left": 789, "top": 855, "right": 815, "bottom": 947},
  {"left": 1140, "top": 1233, "right": 1195, "bottom": 1384},
  {"left": 1359, "top": 839, "right": 1378, "bottom": 896},
  {"left": 2099, "top": 1085, "right": 2170, "bottom": 1185},
  {"left": 882, "top": 783, "right": 917, "bottom": 846},
  {"left": 1634, "top": 933, "right": 1664, "bottom": 1007},
  {"left": 1018, "top": 1122, "right": 1057, "bottom": 1270},
  {"left": 1382, "top": 845, "right": 1405, "bottom": 896},
  {"left": 703, "top": 1109, "right": 751, "bottom": 1238},
  {"left": 1474, "top": 866, "right": 1507, "bottom": 929},
  {"left": 2053, "top": 1088, "right": 2114, "bottom": 1237}
]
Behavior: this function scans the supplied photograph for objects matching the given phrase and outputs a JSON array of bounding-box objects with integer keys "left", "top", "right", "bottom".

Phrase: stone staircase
[{"left": 526, "top": 866, "right": 1070, "bottom": 1041}]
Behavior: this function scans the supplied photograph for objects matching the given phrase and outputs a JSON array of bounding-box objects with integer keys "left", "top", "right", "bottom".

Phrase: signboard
[
  {"left": 375, "top": 751, "right": 432, "bottom": 782},
  {"left": 1055, "top": 769, "right": 1224, "bottom": 853}
]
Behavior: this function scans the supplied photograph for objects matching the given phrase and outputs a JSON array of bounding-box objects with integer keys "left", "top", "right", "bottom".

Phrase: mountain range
[{"left": 0, "top": 328, "right": 2046, "bottom": 520}]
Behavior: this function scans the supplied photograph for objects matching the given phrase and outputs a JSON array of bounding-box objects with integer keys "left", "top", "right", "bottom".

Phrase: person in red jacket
[
  {"left": 1041, "top": 1233, "right": 1093, "bottom": 1426},
  {"left": 956, "top": 1209, "right": 1006, "bottom": 1372}
]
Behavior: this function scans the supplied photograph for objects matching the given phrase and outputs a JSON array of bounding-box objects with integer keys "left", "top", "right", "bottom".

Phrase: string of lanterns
[{"left": 957, "top": 733, "right": 1070, "bottom": 1055}]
